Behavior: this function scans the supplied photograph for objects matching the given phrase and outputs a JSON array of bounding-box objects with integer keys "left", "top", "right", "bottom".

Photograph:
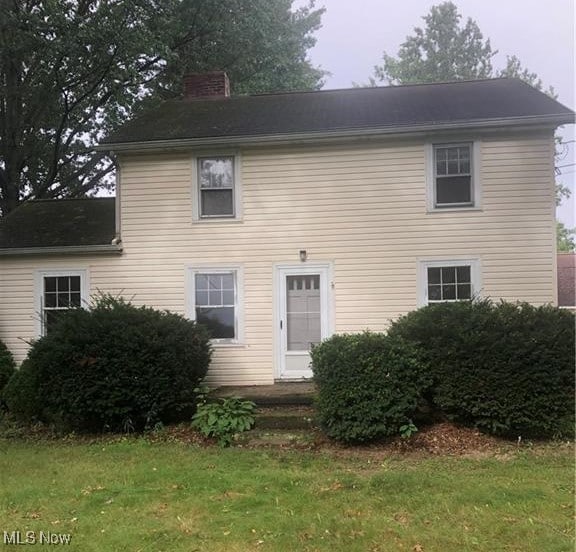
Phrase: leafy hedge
[
  {"left": 0, "top": 340, "right": 16, "bottom": 397},
  {"left": 388, "top": 300, "right": 575, "bottom": 438},
  {"left": 311, "top": 332, "right": 428, "bottom": 443},
  {"left": 3, "top": 296, "right": 212, "bottom": 432}
]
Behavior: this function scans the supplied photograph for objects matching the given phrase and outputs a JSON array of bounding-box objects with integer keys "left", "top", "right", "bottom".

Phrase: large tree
[
  {"left": 374, "top": 1, "right": 495, "bottom": 85},
  {"left": 0, "top": 0, "right": 325, "bottom": 215},
  {"left": 157, "top": 0, "right": 325, "bottom": 98}
]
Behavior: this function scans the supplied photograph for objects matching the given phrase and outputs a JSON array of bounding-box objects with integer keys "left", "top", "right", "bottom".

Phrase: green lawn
[{"left": 0, "top": 440, "right": 573, "bottom": 551}]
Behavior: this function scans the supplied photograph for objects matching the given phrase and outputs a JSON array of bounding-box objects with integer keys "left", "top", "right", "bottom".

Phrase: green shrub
[
  {"left": 311, "top": 332, "right": 429, "bottom": 443},
  {"left": 1, "top": 359, "right": 43, "bottom": 420},
  {"left": 0, "top": 340, "right": 16, "bottom": 396},
  {"left": 192, "top": 397, "right": 256, "bottom": 447},
  {"left": 388, "top": 300, "right": 575, "bottom": 438},
  {"left": 3, "top": 295, "right": 212, "bottom": 432}
]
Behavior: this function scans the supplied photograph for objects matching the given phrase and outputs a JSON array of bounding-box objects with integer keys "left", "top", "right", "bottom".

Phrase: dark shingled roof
[
  {"left": 557, "top": 253, "right": 576, "bottom": 308},
  {"left": 0, "top": 198, "right": 116, "bottom": 250},
  {"left": 102, "top": 78, "right": 575, "bottom": 147}
]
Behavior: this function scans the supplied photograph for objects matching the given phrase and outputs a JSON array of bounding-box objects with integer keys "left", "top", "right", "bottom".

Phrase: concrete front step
[
  {"left": 255, "top": 406, "right": 317, "bottom": 430},
  {"left": 236, "top": 429, "right": 316, "bottom": 447},
  {"left": 211, "top": 382, "right": 316, "bottom": 406}
]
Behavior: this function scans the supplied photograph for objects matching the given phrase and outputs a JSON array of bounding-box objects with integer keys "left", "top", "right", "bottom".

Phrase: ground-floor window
[
  {"left": 187, "top": 266, "right": 243, "bottom": 343},
  {"left": 418, "top": 259, "right": 480, "bottom": 306},
  {"left": 36, "top": 270, "right": 88, "bottom": 335}
]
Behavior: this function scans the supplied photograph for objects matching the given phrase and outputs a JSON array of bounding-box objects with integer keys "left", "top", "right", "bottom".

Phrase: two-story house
[{"left": 0, "top": 74, "right": 573, "bottom": 385}]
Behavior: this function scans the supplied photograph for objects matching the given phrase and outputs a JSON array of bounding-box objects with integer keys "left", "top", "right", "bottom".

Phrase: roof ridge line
[{"left": 245, "top": 77, "right": 512, "bottom": 99}]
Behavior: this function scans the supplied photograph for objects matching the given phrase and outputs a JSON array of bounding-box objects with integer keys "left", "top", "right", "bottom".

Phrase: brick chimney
[{"left": 183, "top": 71, "right": 230, "bottom": 100}]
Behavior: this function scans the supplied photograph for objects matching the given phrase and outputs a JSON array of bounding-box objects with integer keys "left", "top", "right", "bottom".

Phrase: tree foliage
[
  {"left": 156, "top": 0, "right": 325, "bottom": 99},
  {"left": 0, "top": 0, "right": 324, "bottom": 215},
  {"left": 557, "top": 221, "right": 576, "bottom": 252},
  {"left": 0, "top": 0, "right": 175, "bottom": 214},
  {"left": 374, "top": 1, "right": 495, "bottom": 85},
  {"left": 497, "top": 55, "right": 555, "bottom": 97}
]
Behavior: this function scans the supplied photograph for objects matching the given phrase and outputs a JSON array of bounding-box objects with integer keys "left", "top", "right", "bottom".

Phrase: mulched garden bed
[{"left": 1, "top": 415, "right": 569, "bottom": 458}]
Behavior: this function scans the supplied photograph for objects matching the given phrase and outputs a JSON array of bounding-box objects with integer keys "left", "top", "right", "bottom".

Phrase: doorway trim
[{"left": 273, "top": 262, "right": 334, "bottom": 380}]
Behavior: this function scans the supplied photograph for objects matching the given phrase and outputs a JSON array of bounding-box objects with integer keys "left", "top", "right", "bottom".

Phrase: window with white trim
[
  {"left": 188, "top": 267, "right": 242, "bottom": 342},
  {"left": 419, "top": 260, "right": 480, "bottom": 306},
  {"left": 427, "top": 142, "right": 481, "bottom": 210},
  {"left": 197, "top": 156, "right": 235, "bottom": 218},
  {"left": 37, "top": 271, "right": 88, "bottom": 335},
  {"left": 434, "top": 143, "right": 473, "bottom": 207}
]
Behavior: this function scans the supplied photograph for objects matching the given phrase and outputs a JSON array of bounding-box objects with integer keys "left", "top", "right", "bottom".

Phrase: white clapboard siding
[{"left": 0, "top": 131, "right": 556, "bottom": 384}]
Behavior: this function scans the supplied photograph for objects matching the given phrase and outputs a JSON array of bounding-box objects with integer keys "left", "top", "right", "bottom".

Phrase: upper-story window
[
  {"left": 427, "top": 142, "right": 480, "bottom": 210},
  {"left": 196, "top": 155, "right": 237, "bottom": 219},
  {"left": 434, "top": 143, "right": 472, "bottom": 207}
]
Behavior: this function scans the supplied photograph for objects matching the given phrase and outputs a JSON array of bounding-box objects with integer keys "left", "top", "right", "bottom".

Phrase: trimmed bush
[
  {"left": 311, "top": 332, "right": 429, "bottom": 443},
  {"left": 0, "top": 340, "right": 16, "bottom": 395},
  {"left": 0, "top": 341, "right": 16, "bottom": 392},
  {"left": 3, "top": 295, "right": 212, "bottom": 432},
  {"left": 388, "top": 300, "right": 575, "bottom": 438}
]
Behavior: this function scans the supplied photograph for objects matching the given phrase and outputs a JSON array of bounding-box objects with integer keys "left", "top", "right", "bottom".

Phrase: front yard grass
[{"left": 0, "top": 439, "right": 573, "bottom": 551}]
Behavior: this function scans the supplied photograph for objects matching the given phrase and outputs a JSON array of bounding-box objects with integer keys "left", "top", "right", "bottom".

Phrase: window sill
[
  {"left": 210, "top": 341, "right": 245, "bottom": 349},
  {"left": 192, "top": 218, "right": 243, "bottom": 224},
  {"left": 427, "top": 207, "right": 483, "bottom": 214}
]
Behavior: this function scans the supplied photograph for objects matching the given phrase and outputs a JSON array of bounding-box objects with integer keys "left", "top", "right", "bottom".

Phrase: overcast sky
[{"left": 301, "top": 0, "right": 575, "bottom": 226}]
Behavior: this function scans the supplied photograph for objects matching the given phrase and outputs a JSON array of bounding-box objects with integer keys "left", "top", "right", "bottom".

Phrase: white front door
[{"left": 275, "top": 264, "right": 332, "bottom": 380}]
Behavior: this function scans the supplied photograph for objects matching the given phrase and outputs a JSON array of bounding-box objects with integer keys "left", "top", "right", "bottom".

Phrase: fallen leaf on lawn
[
  {"left": 413, "top": 544, "right": 424, "bottom": 552},
  {"left": 394, "top": 513, "right": 409, "bottom": 525},
  {"left": 81, "top": 485, "right": 105, "bottom": 495},
  {"left": 319, "top": 482, "right": 343, "bottom": 492}
]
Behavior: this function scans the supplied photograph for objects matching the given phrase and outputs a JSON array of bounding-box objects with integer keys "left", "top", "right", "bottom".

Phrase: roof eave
[
  {"left": 0, "top": 244, "right": 123, "bottom": 257},
  {"left": 97, "top": 114, "right": 575, "bottom": 152}
]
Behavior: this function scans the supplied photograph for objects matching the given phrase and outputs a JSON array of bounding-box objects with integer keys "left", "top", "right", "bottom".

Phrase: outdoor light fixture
[{"left": 299, "top": 249, "right": 307, "bottom": 262}]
